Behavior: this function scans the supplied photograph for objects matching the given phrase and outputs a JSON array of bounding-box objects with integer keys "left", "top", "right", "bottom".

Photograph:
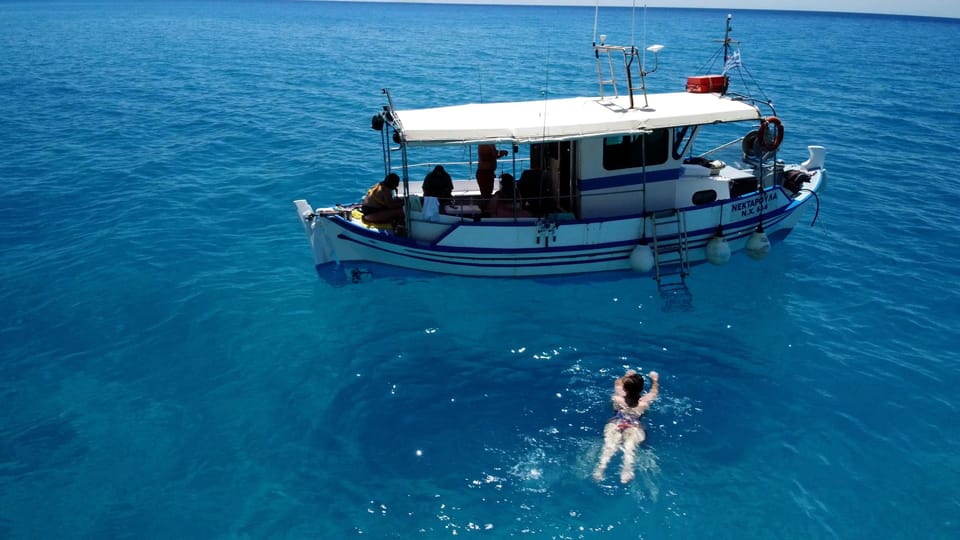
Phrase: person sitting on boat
[
  {"left": 517, "top": 168, "right": 555, "bottom": 216},
  {"left": 422, "top": 165, "right": 454, "bottom": 208},
  {"left": 476, "top": 144, "right": 508, "bottom": 199},
  {"left": 488, "top": 173, "right": 531, "bottom": 218},
  {"left": 361, "top": 172, "right": 404, "bottom": 225},
  {"left": 593, "top": 369, "right": 659, "bottom": 484}
]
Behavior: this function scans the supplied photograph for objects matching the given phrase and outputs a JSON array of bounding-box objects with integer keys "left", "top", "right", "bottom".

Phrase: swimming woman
[{"left": 593, "top": 369, "right": 659, "bottom": 484}]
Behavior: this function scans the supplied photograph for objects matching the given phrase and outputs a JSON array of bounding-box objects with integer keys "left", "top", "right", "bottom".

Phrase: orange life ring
[{"left": 758, "top": 116, "right": 784, "bottom": 152}]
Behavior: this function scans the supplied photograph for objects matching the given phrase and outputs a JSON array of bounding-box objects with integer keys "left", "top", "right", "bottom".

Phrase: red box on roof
[{"left": 686, "top": 75, "right": 728, "bottom": 94}]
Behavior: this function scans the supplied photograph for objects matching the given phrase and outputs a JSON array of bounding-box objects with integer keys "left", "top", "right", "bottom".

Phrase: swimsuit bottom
[{"left": 613, "top": 410, "right": 642, "bottom": 431}]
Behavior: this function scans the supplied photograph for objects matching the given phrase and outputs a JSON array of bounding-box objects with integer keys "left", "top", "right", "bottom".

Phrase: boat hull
[{"left": 294, "top": 170, "right": 823, "bottom": 280}]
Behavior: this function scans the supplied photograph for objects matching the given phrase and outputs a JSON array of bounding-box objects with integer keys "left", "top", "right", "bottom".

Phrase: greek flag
[{"left": 723, "top": 50, "right": 742, "bottom": 74}]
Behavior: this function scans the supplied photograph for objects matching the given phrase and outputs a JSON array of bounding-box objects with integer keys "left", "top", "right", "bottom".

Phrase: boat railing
[
  {"left": 398, "top": 158, "right": 567, "bottom": 218},
  {"left": 406, "top": 158, "right": 531, "bottom": 172},
  {"left": 696, "top": 134, "right": 787, "bottom": 191},
  {"left": 402, "top": 158, "right": 532, "bottom": 189},
  {"left": 697, "top": 137, "right": 745, "bottom": 159}
]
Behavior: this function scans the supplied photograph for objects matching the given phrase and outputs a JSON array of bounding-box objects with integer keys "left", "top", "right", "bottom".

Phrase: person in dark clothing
[{"left": 422, "top": 165, "right": 454, "bottom": 207}]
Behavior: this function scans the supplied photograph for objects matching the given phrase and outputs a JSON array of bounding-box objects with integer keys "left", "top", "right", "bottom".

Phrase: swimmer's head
[{"left": 622, "top": 373, "right": 644, "bottom": 407}]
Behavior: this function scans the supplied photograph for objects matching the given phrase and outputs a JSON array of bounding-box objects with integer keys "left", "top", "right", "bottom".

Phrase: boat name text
[{"left": 731, "top": 192, "right": 778, "bottom": 217}]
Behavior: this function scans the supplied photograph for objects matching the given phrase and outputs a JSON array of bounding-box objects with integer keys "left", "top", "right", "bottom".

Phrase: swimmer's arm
[{"left": 637, "top": 371, "right": 660, "bottom": 409}]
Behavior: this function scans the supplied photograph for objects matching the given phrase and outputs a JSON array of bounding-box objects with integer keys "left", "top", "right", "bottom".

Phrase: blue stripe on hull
[
  {"left": 579, "top": 168, "right": 683, "bottom": 191},
  {"left": 339, "top": 234, "right": 634, "bottom": 269}
]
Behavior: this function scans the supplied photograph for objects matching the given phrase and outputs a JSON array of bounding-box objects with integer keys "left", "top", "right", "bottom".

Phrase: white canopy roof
[{"left": 393, "top": 92, "right": 761, "bottom": 146}]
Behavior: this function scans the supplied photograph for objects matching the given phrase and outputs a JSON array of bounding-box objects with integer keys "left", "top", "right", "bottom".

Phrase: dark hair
[
  {"left": 622, "top": 374, "right": 644, "bottom": 407},
  {"left": 422, "top": 166, "right": 453, "bottom": 198},
  {"left": 384, "top": 173, "right": 400, "bottom": 187}
]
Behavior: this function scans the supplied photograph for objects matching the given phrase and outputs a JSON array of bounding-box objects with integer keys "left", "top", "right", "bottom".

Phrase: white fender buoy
[
  {"left": 745, "top": 225, "right": 771, "bottom": 260},
  {"left": 705, "top": 228, "right": 731, "bottom": 266},
  {"left": 629, "top": 242, "right": 655, "bottom": 273}
]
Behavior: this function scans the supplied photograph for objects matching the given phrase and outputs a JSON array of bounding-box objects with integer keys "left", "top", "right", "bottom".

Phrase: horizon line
[{"left": 318, "top": 0, "right": 960, "bottom": 20}]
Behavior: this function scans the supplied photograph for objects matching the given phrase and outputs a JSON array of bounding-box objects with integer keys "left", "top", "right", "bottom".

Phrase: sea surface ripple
[{"left": 1, "top": 2, "right": 959, "bottom": 538}]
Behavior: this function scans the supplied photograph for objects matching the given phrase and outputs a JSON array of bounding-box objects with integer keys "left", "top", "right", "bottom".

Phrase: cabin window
[
  {"left": 672, "top": 126, "right": 697, "bottom": 160},
  {"left": 602, "top": 129, "right": 668, "bottom": 170},
  {"left": 692, "top": 190, "right": 717, "bottom": 205}
]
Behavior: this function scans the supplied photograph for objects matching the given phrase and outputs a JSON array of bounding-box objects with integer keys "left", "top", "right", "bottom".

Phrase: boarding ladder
[
  {"left": 650, "top": 209, "right": 691, "bottom": 285},
  {"left": 650, "top": 210, "right": 693, "bottom": 310}
]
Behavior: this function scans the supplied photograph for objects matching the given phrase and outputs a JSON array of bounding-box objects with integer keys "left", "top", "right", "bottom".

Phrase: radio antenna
[{"left": 592, "top": 0, "right": 599, "bottom": 45}]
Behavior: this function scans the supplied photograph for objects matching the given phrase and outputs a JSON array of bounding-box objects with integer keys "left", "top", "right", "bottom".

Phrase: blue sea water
[{"left": 2, "top": 0, "right": 960, "bottom": 537}]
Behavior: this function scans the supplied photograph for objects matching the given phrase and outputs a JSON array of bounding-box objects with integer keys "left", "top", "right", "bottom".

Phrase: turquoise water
[{"left": 2, "top": 1, "right": 960, "bottom": 537}]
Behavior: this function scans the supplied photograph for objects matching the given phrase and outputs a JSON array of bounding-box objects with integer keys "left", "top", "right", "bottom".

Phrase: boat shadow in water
[{"left": 316, "top": 260, "right": 697, "bottom": 312}]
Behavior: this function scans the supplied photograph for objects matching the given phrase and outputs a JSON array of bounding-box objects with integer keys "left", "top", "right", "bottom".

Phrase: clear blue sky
[{"left": 333, "top": 0, "right": 959, "bottom": 19}]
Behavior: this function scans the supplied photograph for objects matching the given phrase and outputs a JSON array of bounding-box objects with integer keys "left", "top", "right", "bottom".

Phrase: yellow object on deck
[{"left": 351, "top": 208, "right": 395, "bottom": 231}]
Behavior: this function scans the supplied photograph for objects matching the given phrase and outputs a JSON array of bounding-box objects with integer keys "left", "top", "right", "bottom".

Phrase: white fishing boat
[{"left": 294, "top": 15, "right": 825, "bottom": 285}]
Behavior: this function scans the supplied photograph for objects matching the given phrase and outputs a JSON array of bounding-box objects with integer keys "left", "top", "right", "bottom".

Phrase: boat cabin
[{"left": 373, "top": 90, "right": 762, "bottom": 229}]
